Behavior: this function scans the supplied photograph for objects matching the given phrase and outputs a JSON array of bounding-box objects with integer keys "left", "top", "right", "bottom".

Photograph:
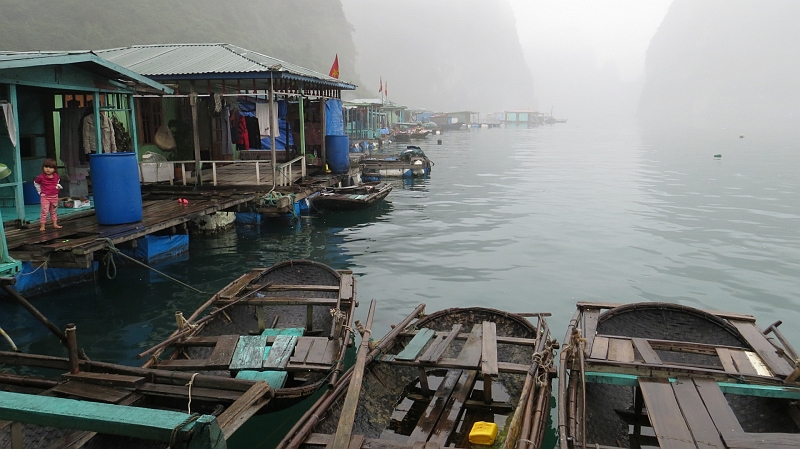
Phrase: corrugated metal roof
[
  {"left": 0, "top": 51, "right": 173, "bottom": 93},
  {"left": 95, "top": 44, "right": 356, "bottom": 90}
]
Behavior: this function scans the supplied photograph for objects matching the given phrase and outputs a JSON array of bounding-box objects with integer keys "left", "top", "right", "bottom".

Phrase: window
[{"left": 138, "top": 98, "right": 164, "bottom": 145}]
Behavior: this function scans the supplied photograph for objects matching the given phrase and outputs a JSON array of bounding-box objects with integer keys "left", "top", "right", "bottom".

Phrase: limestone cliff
[{"left": 638, "top": 0, "right": 800, "bottom": 131}]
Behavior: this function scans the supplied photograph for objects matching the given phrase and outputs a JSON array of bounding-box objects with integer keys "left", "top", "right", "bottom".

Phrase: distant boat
[
  {"left": 361, "top": 145, "right": 433, "bottom": 181},
  {"left": 311, "top": 182, "right": 392, "bottom": 212}
]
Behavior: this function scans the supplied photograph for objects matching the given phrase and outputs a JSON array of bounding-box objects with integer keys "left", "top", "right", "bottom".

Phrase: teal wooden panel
[
  {"left": 235, "top": 370, "right": 288, "bottom": 388},
  {"left": 263, "top": 335, "right": 299, "bottom": 369},
  {"left": 396, "top": 328, "right": 436, "bottom": 361},
  {"left": 0, "top": 391, "right": 224, "bottom": 448},
  {"left": 230, "top": 335, "right": 268, "bottom": 370},
  {"left": 261, "top": 327, "right": 305, "bottom": 337}
]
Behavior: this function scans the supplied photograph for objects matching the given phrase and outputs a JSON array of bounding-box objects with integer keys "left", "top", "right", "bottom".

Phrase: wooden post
[
  {"left": 189, "top": 82, "right": 201, "bottom": 186},
  {"left": 320, "top": 98, "right": 326, "bottom": 169},
  {"left": 93, "top": 94, "right": 102, "bottom": 153},
  {"left": 10, "top": 421, "right": 22, "bottom": 449},
  {"left": 299, "top": 84, "right": 306, "bottom": 157},
  {"left": 1, "top": 283, "right": 69, "bottom": 347},
  {"left": 331, "top": 299, "right": 376, "bottom": 449},
  {"left": 269, "top": 77, "right": 277, "bottom": 181},
  {"left": 66, "top": 324, "right": 79, "bottom": 374}
]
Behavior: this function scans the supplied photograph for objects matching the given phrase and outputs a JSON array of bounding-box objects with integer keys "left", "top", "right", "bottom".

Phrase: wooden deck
[{"left": 5, "top": 192, "right": 255, "bottom": 268}]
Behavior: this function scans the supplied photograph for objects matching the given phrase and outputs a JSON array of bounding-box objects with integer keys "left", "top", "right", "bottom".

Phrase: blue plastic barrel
[
  {"left": 89, "top": 152, "right": 142, "bottom": 225},
  {"left": 325, "top": 135, "right": 350, "bottom": 174},
  {"left": 22, "top": 182, "right": 40, "bottom": 205}
]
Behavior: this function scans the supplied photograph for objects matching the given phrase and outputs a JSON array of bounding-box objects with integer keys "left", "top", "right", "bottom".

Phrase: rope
[
  {"left": 18, "top": 260, "right": 49, "bottom": 282},
  {"left": 186, "top": 372, "right": 200, "bottom": 414},
  {"left": 103, "top": 251, "right": 117, "bottom": 279},
  {"left": 96, "top": 238, "right": 205, "bottom": 293},
  {"left": 259, "top": 192, "right": 298, "bottom": 218},
  {"left": 169, "top": 412, "right": 200, "bottom": 447}
]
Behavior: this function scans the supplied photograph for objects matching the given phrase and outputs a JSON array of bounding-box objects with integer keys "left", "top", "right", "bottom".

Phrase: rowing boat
[
  {"left": 558, "top": 301, "right": 800, "bottom": 449},
  {"left": 279, "top": 306, "right": 556, "bottom": 449},
  {"left": 311, "top": 182, "right": 392, "bottom": 212},
  {"left": 141, "top": 259, "right": 357, "bottom": 411}
]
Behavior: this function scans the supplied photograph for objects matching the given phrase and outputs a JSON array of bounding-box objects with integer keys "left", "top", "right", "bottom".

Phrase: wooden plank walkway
[{"left": 5, "top": 193, "right": 255, "bottom": 268}]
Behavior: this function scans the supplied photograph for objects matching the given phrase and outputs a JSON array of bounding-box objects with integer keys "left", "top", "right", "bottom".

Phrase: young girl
[{"left": 34, "top": 158, "right": 63, "bottom": 231}]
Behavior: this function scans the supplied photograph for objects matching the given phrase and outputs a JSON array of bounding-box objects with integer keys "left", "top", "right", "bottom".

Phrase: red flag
[
  {"left": 328, "top": 54, "right": 339, "bottom": 79},
  {"left": 379, "top": 77, "right": 383, "bottom": 93}
]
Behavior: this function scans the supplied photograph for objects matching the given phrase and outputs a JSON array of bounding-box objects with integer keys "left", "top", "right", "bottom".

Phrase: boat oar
[
  {"left": 0, "top": 279, "right": 69, "bottom": 348},
  {"left": 331, "top": 299, "right": 375, "bottom": 449},
  {"left": 277, "top": 303, "right": 426, "bottom": 449}
]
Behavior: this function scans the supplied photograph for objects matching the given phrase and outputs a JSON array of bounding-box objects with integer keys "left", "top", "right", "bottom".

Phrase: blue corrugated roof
[
  {"left": 95, "top": 44, "right": 356, "bottom": 90},
  {"left": 0, "top": 51, "right": 173, "bottom": 93}
]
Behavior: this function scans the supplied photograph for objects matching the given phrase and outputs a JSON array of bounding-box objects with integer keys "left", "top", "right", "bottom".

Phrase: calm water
[{"left": 3, "top": 122, "right": 800, "bottom": 448}]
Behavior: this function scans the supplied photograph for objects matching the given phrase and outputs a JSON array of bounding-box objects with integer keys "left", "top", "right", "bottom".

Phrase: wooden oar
[{"left": 331, "top": 299, "right": 376, "bottom": 449}]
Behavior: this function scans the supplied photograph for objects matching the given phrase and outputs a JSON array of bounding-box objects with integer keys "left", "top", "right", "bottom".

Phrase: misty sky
[{"left": 509, "top": 0, "right": 671, "bottom": 119}]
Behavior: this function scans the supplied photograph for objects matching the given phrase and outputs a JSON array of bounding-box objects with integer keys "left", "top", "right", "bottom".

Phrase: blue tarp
[
  {"left": 260, "top": 119, "right": 293, "bottom": 149},
  {"left": 237, "top": 99, "right": 294, "bottom": 150},
  {"left": 123, "top": 235, "right": 189, "bottom": 264},
  {"left": 325, "top": 99, "right": 344, "bottom": 135},
  {"left": 12, "top": 262, "right": 97, "bottom": 295}
]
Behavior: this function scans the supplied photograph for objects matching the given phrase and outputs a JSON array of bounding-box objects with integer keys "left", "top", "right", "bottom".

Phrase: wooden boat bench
[
  {"left": 635, "top": 376, "right": 800, "bottom": 449},
  {"left": 579, "top": 303, "right": 795, "bottom": 381},
  {"left": 401, "top": 322, "right": 502, "bottom": 445}
]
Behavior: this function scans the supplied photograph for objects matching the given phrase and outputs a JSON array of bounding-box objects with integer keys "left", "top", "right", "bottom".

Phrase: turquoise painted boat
[
  {"left": 558, "top": 302, "right": 800, "bottom": 449},
  {"left": 142, "top": 260, "right": 357, "bottom": 411},
  {"left": 0, "top": 350, "right": 273, "bottom": 448}
]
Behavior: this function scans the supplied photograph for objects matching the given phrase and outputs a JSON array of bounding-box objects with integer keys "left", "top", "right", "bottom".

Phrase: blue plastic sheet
[
  {"left": 260, "top": 119, "right": 293, "bottom": 149},
  {"left": 325, "top": 99, "right": 344, "bottom": 135},
  {"left": 13, "top": 261, "right": 97, "bottom": 295},
  {"left": 124, "top": 235, "right": 189, "bottom": 264}
]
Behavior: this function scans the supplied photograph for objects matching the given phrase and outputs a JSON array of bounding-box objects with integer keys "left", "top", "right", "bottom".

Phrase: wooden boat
[
  {"left": 361, "top": 146, "right": 432, "bottom": 181},
  {"left": 558, "top": 301, "right": 800, "bottom": 449},
  {"left": 311, "top": 182, "right": 392, "bottom": 212},
  {"left": 279, "top": 305, "right": 556, "bottom": 449},
  {"left": 140, "top": 259, "right": 356, "bottom": 411},
  {"left": 0, "top": 348, "right": 274, "bottom": 449}
]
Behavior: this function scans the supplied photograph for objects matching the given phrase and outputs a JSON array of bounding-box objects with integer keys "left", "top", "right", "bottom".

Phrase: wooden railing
[{"left": 139, "top": 157, "right": 306, "bottom": 187}]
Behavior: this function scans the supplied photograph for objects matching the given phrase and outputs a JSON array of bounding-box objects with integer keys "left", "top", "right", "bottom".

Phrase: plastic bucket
[
  {"left": 22, "top": 182, "right": 40, "bottom": 205},
  {"left": 325, "top": 135, "right": 350, "bottom": 174},
  {"left": 89, "top": 152, "right": 143, "bottom": 225}
]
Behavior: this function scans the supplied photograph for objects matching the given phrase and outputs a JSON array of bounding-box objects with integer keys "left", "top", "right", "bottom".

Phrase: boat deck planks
[
  {"left": 729, "top": 321, "right": 794, "bottom": 377},
  {"left": 632, "top": 338, "right": 662, "bottom": 365},
  {"left": 215, "top": 380, "right": 273, "bottom": 439},
  {"left": 607, "top": 338, "right": 635, "bottom": 363},
  {"left": 263, "top": 335, "right": 299, "bottom": 369},
  {"left": 638, "top": 377, "right": 696, "bottom": 449},
  {"left": 206, "top": 334, "right": 241, "bottom": 368},
  {"left": 230, "top": 335, "right": 269, "bottom": 371},
  {"left": 670, "top": 377, "right": 726, "bottom": 449},
  {"left": 51, "top": 381, "right": 132, "bottom": 404},
  {"left": 408, "top": 369, "right": 463, "bottom": 443},
  {"left": 419, "top": 324, "right": 463, "bottom": 364},
  {"left": 396, "top": 329, "right": 436, "bottom": 361}
]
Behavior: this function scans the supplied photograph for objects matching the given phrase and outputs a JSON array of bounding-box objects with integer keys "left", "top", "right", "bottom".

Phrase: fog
[{"left": 511, "top": 0, "right": 671, "bottom": 122}]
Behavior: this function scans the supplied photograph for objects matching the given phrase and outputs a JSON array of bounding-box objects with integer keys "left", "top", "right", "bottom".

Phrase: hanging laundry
[
  {"left": 245, "top": 116, "right": 261, "bottom": 149},
  {"left": 82, "top": 112, "right": 117, "bottom": 153},
  {"left": 59, "top": 99, "right": 84, "bottom": 174},
  {"left": 0, "top": 103, "right": 17, "bottom": 147},
  {"left": 255, "top": 102, "right": 280, "bottom": 138}
]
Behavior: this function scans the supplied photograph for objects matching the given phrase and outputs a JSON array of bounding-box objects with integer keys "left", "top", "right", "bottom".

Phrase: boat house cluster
[{"left": 0, "top": 44, "right": 356, "bottom": 294}]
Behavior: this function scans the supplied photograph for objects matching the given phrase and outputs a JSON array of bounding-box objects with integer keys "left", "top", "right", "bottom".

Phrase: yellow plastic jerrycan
[{"left": 469, "top": 421, "right": 498, "bottom": 445}]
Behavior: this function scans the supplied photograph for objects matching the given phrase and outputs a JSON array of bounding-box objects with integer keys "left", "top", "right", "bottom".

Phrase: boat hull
[
  {"left": 285, "top": 307, "right": 555, "bottom": 449},
  {"left": 558, "top": 302, "right": 800, "bottom": 449},
  {"left": 311, "top": 182, "right": 392, "bottom": 212}
]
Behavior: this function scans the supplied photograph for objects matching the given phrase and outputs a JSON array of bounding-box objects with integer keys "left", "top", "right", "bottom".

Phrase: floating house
[
  {"left": 343, "top": 98, "right": 386, "bottom": 141},
  {"left": 380, "top": 101, "right": 410, "bottom": 128},
  {"left": 502, "top": 109, "right": 543, "bottom": 129},
  {"left": 0, "top": 45, "right": 357, "bottom": 296},
  {"left": 430, "top": 111, "right": 479, "bottom": 130}
]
